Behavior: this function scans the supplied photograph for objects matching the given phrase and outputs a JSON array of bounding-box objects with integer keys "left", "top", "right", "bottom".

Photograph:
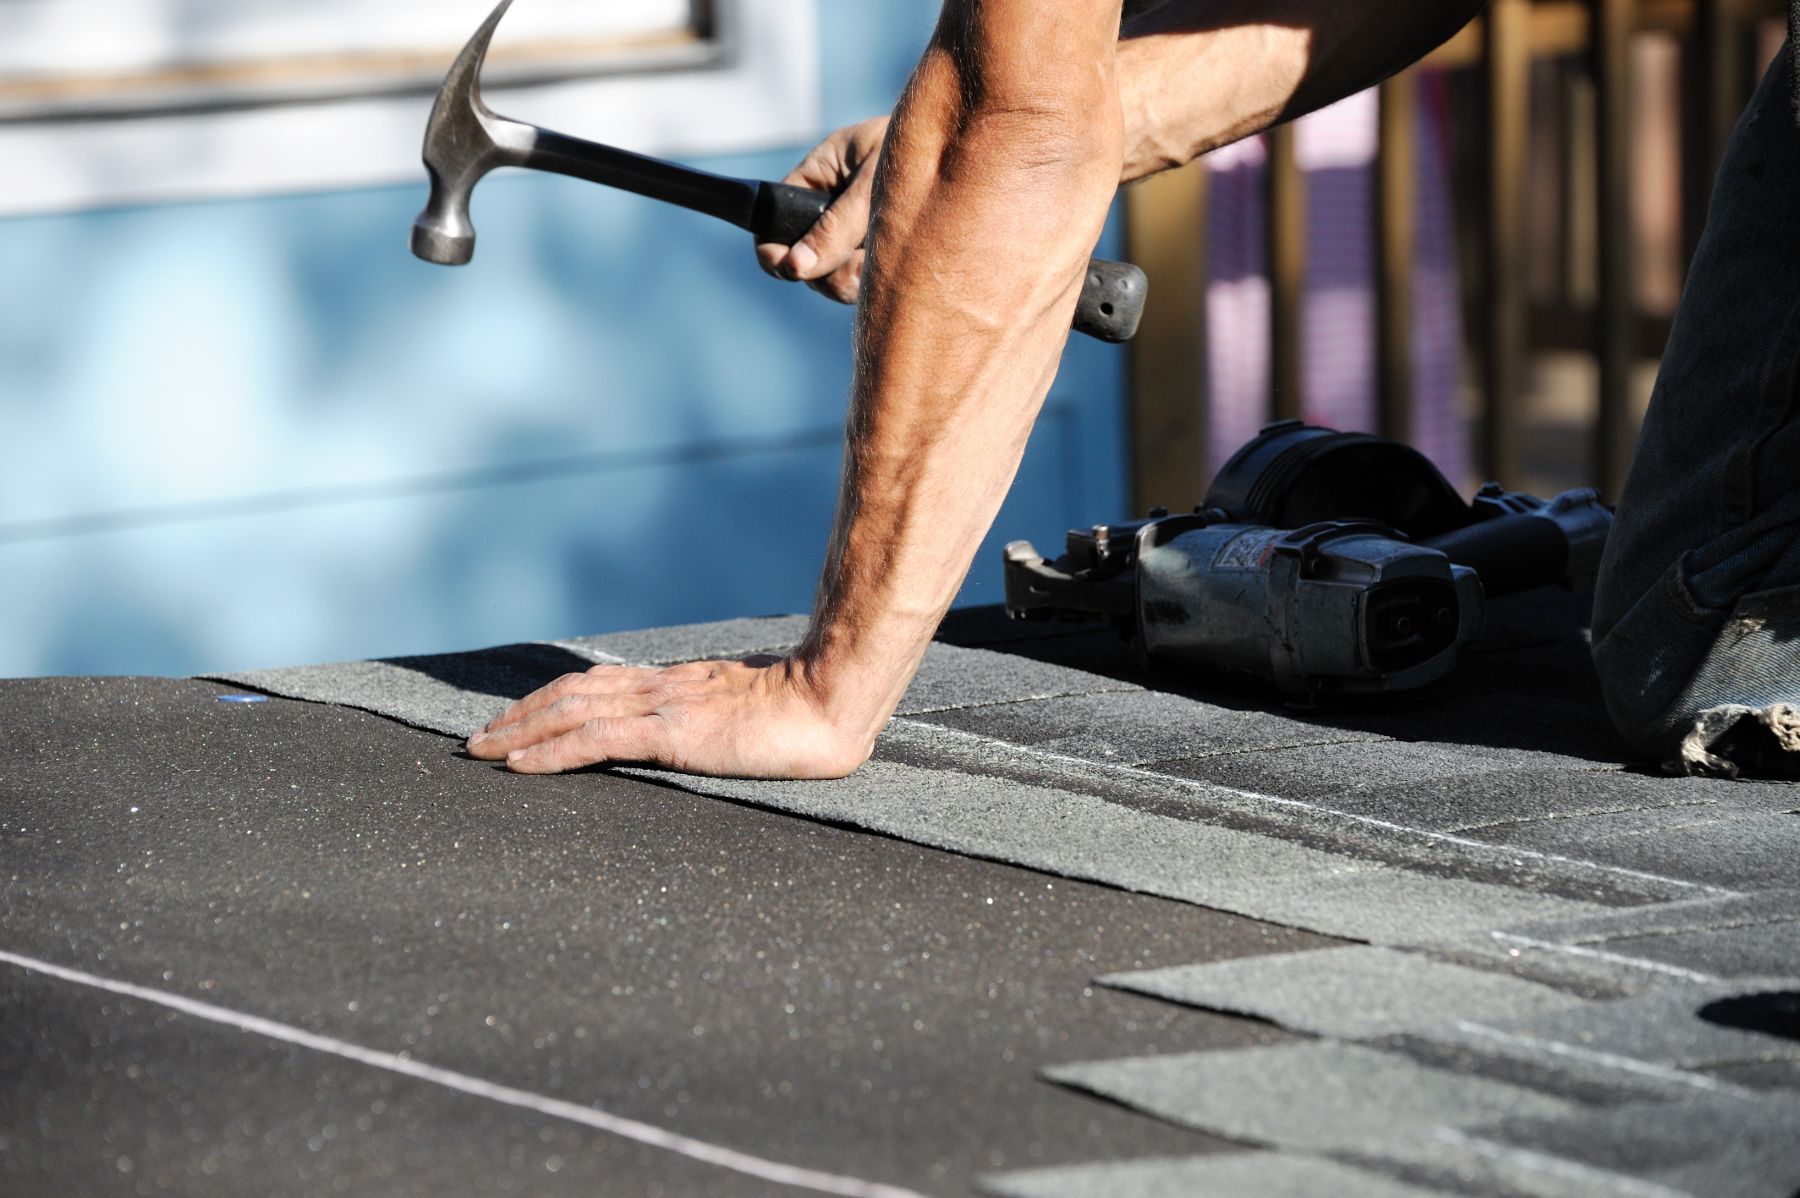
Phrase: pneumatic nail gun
[{"left": 1003, "top": 421, "right": 1612, "bottom": 702}]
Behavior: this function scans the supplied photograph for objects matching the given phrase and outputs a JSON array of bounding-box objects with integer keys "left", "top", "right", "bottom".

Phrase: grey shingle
[
  {"left": 211, "top": 655, "right": 514, "bottom": 737},
  {"left": 651, "top": 758, "right": 1600, "bottom": 944},
  {"left": 1472, "top": 1090, "right": 1800, "bottom": 1198},
  {"left": 1229, "top": 869, "right": 1603, "bottom": 946},
  {"left": 1458, "top": 984, "right": 1800, "bottom": 1069},
  {"left": 894, "top": 643, "right": 1143, "bottom": 716},
  {"left": 1100, "top": 946, "right": 1586, "bottom": 1039},
  {"left": 1145, "top": 739, "right": 1608, "bottom": 806},
  {"left": 1605, "top": 920, "right": 1800, "bottom": 981},
  {"left": 1435, "top": 890, "right": 1800, "bottom": 990},
  {"left": 1492, "top": 889, "right": 1800, "bottom": 951},
  {"left": 556, "top": 614, "right": 810, "bottom": 664},
  {"left": 1475, "top": 809, "right": 1800, "bottom": 891},
  {"left": 1044, "top": 1041, "right": 1576, "bottom": 1156},
  {"left": 981, "top": 1151, "right": 1449, "bottom": 1198},
  {"left": 908, "top": 689, "right": 1381, "bottom": 765},
  {"left": 1274, "top": 766, "right": 1735, "bottom": 836}
]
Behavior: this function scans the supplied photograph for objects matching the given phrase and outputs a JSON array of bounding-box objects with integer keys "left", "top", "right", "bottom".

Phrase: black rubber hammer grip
[{"left": 751, "top": 181, "right": 1148, "bottom": 344}]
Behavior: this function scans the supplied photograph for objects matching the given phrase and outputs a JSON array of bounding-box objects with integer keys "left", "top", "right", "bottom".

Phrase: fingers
[
  {"left": 755, "top": 240, "right": 790, "bottom": 278},
  {"left": 467, "top": 690, "right": 666, "bottom": 761},
  {"left": 805, "top": 250, "right": 865, "bottom": 306},
  {"left": 782, "top": 163, "right": 875, "bottom": 284},
  {"left": 505, "top": 714, "right": 672, "bottom": 775},
  {"left": 475, "top": 665, "right": 658, "bottom": 737},
  {"left": 457, "top": 652, "right": 871, "bottom": 780},
  {"left": 756, "top": 126, "right": 881, "bottom": 288},
  {"left": 755, "top": 134, "right": 854, "bottom": 279}
]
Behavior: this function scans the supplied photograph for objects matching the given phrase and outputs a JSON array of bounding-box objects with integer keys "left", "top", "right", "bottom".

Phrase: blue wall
[{"left": 0, "top": 3, "right": 1128, "bottom": 678}]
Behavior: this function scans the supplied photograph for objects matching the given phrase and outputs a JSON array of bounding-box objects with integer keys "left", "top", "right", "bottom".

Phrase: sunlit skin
[{"left": 467, "top": 0, "right": 1485, "bottom": 779}]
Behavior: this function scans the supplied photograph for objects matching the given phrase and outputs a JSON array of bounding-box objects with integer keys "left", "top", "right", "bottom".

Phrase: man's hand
[
  {"left": 755, "top": 116, "right": 889, "bottom": 305},
  {"left": 464, "top": 657, "right": 875, "bottom": 779}
]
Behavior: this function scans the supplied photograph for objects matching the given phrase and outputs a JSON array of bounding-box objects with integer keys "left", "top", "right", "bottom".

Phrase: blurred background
[
  {"left": 0, "top": 0, "right": 1788, "bottom": 677},
  {"left": 0, "top": 0, "right": 1130, "bottom": 677}
]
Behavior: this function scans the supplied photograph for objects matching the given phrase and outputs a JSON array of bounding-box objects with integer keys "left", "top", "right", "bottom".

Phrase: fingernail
[
  {"left": 468, "top": 731, "right": 487, "bottom": 746},
  {"left": 786, "top": 244, "right": 816, "bottom": 277},
  {"left": 507, "top": 749, "right": 524, "bottom": 763}
]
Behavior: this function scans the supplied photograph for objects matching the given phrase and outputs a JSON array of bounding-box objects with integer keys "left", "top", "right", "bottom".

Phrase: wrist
[{"left": 792, "top": 612, "right": 935, "bottom": 740}]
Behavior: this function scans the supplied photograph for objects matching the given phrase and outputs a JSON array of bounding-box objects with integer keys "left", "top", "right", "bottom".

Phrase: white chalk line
[
  {"left": 0, "top": 949, "right": 928, "bottom": 1198},
  {"left": 1487, "top": 932, "right": 1723, "bottom": 985},
  {"left": 892, "top": 719, "right": 1735, "bottom": 898}
]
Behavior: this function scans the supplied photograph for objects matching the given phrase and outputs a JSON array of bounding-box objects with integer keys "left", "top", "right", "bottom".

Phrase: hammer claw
[{"left": 410, "top": 0, "right": 514, "bottom": 264}]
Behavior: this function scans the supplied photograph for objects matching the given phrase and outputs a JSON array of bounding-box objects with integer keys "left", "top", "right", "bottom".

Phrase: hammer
[{"left": 411, "top": 0, "right": 1148, "bottom": 343}]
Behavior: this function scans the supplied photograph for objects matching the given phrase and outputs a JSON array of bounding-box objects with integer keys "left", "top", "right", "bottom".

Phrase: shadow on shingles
[
  {"left": 366, "top": 595, "right": 1622, "bottom": 764},
  {"left": 935, "top": 588, "right": 1635, "bottom": 766},
  {"left": 1698, "top": 991, "right": 1800, "bottom": 1043},
  {"left": 379, "top": 642, "right": 599, "bottom": 703}
]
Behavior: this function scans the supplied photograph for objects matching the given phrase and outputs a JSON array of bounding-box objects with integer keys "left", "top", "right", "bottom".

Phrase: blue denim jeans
[{"left": 1591, "top": 43, "right": 1800, "bottom": 776}]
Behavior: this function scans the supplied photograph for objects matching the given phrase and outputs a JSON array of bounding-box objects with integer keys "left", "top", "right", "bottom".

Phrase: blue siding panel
[{"left": 0, "top": 3, "right": 1129, "bottom": 677}]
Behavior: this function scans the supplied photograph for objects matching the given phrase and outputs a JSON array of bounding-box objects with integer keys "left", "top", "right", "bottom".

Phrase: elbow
[
  {"left": 918, "top": 17, "right": 1125, "bottom": 182},
  {"left": 919, "top": 61, "right": 1123, "bottom": 193},
  {"left": 954, "top": 102, "right": 1123, "bottom": 185}
]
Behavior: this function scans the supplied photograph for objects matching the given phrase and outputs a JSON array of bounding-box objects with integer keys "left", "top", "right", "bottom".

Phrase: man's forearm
[
  {"left": 795, "top": 2, "right": 1127, "bottom": 745},
  {"left": 1118, "top": 0, "right": 1485, "bottom": 179},
  {"left": 472, "top": 0, "right": 1491, "bottom": 780},
  {"left": 789, "top": 0, "right": 1483, "bottom": 753}
]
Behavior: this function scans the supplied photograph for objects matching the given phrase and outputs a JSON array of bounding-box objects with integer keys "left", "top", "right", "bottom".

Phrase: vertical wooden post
[
  {"left": 1682, "top": 0, "right": 1740, "bottom": 274},
  {"left": 1481, "top": 0, "right": 1530, "bottom": 485},
  {"left": 1562, "top": 69, "right": 1600, "bottom": 308},
  {"left": 1376, "top": 71, "right": 1418, "bottom": 444},
  {"left": 1594, "top": 0, "right": 1637, "bottom": 497},
  {"left": 1265, "top": 122, "right": 1306, "bottom": 423},
  {"left": 1124, "top": 162, "right": 1212, "bottom": 512}
]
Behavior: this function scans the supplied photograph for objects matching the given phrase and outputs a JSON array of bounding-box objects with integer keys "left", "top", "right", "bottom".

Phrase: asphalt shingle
[
  {"left": 1472, "top": 1090, "right": 1800, "bottom": 1198},
  {"left": 1210, "top": 764, "right": 1737, "bottom": 837},
  {"left": 1476, "top": 809, "right": 1800, "bottom": 891},
  {"left": 189, "top": 604, "right": 1800, "bottom": 1198},
  {"left": 981, "top": 1151, "right": 1450, "bottom": 1198},
  {"left": 556, "top": 615, "right": 810, "bottom": 665},
  {"left": 1437, "top": 890, "right": 1800, "bottom": 990},
  {"left": 1100, "top": 945, "right": 1586, "bottom": 1039},
  {"left": 646, "top": 753, "right": 1602, "bottom": 944},
  {"left": 910, "top": 688, "right": 1383, "bottom": 765},
  {"left": 893, "top": 643, "right": 1144, "bottom": 716},
  {"left": 1044, "top": 1041, "right": 1577, "bottom": 1157},
  {"left": 1456, "top": 984, "right": 1800, "bottom": 1069}
]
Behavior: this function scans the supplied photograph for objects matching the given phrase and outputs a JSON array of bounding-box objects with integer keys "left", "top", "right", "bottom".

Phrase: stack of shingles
[{"left": 213, "top": 612, "right": 1800, "bottom": 1198}]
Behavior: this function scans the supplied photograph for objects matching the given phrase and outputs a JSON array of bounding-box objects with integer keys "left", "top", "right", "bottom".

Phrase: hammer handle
[{"left": 752, "top": 181, "right": 1147, "bottom": 344}]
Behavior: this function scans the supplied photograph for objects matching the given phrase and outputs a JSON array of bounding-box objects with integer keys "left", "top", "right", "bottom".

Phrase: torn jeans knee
[
  {"left": 1664, "top": 583, "right": 1800, "bottom": 777},
  {"left": 1675, "top": 702, "right": 1800, "bottom": 779},
  {"left": 1594, "top": 578, "right": 1800, "bottom": 778},
  {"left": 1592, "top": 477, "right": 1800, "bottom": 774}
]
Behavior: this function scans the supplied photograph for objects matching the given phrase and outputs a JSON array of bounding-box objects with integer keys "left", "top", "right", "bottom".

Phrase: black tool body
[
  {"left": 1205, "top": 421, "right": 1612, "bottom": 597},
  {"left": 1003, "top": 421, "right": 1613, "bottom": 702}
]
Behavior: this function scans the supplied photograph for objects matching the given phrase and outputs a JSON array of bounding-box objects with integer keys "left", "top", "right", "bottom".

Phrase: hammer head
[{"left": 411, "top": 0, "right": 514, "bottom": 265}]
